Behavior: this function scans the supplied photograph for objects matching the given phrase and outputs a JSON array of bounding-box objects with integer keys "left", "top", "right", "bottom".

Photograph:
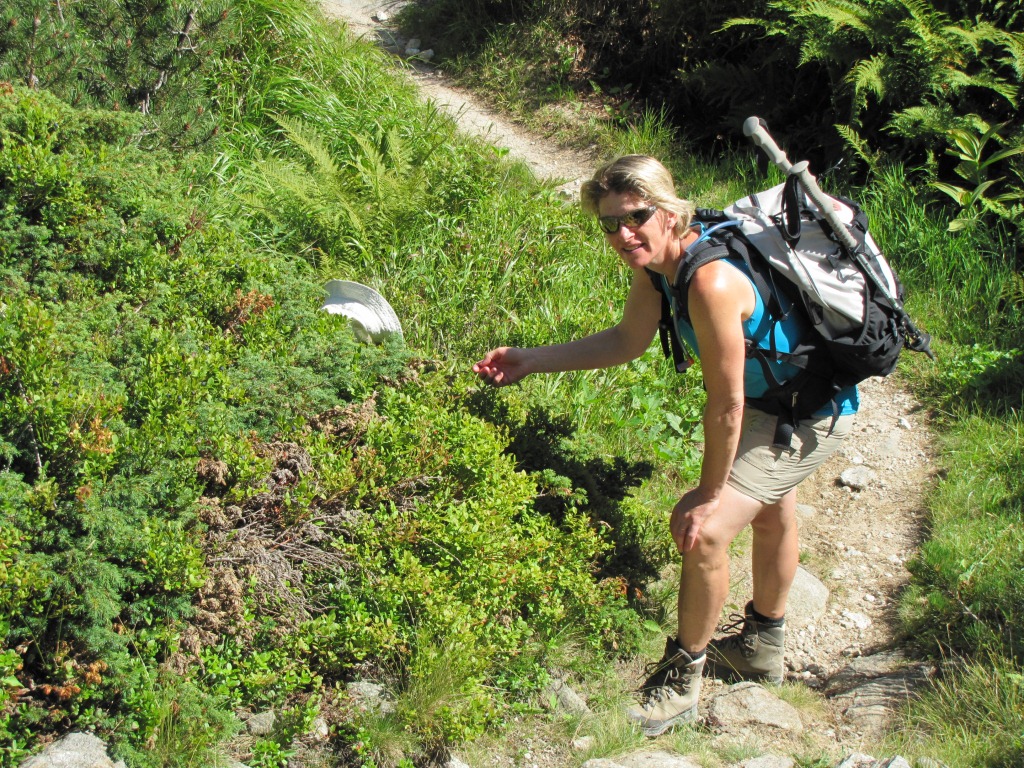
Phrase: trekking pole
[
  {"left": 742, "top": 117, "right": 934, "bottom": 357},
  {"left": 743, "top": 117, "right": 860, "bottom": 253}
]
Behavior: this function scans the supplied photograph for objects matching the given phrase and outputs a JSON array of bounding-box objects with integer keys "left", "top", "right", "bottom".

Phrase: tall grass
[
  {"left": 884, "top": 654, "right": 1024, "bottom": 767},
  {"left": 861, "top": 165, "right": 1024, "bottom": 348}
]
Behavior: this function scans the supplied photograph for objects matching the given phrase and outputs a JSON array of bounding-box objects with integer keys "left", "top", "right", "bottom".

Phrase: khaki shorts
[{"left": 728, "top": 407, "right": 854, "bottom": 504}]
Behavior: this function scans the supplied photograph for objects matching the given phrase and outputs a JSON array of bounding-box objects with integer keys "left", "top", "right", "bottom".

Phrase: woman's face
[{"left": 597, "top": 191, "right": 677, "bottom": 271}]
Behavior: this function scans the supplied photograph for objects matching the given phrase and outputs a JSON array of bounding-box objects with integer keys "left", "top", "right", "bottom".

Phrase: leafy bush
[{"left": 0, "top": 81, "right": 416, "bottom": 757}]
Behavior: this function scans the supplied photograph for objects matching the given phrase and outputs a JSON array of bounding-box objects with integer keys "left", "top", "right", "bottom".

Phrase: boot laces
[
  {"left": 637, "top": 659, "right": 688, "bottom": 707},
  {"left": 716, "top": 612, "right": 755, "bottom": 652}
]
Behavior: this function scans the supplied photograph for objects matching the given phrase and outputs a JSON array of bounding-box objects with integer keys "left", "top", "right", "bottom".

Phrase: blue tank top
[{"left": 661, "top": 258, "right": 859, "bottom": 417}]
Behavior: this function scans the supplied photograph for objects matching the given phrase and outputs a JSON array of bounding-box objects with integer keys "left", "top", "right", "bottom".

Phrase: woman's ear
[{"left": 663, "top": 209, "right": 679, "bottom": 234}]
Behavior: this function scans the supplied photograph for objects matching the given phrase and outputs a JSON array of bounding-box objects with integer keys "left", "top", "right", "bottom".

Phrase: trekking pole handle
[
  {"left": 743, "top": 116, "right": 792, "bottom": 173},
  {"left": 744, "top": 117, "right": 859, "bottom": 251},
  {"left": 788, "top": 161, "right": 860, "bottom": 253}
]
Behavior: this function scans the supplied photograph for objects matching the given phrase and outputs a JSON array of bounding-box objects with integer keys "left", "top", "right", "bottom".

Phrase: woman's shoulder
[{"left": 687, "top": 259, "right": 756, "bottom": 314}]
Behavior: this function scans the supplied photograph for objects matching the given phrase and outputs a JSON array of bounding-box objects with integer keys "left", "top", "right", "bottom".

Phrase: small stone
[
  {"left": 899, "top": 417, "right": 912, "bottom": 429},
  {"left": 835, "top": 755, "right": 877, "bottom": 768},
  {"left": 796, "top": 503, "right": 817, "bottom": 520},
  {"left": 740, "top": 757, "right": 796, "bottom": 768},
  {"left": 572, "top": 736, "right": 595, "bottom": 751},
  {"left": 247, "top": 710, "right": 276, "bottom": 736},
  {"left": 544, "top": 678, "right": 591, "bottom": 716},
  {"left": 842, "top": 610, "right": 872, "bottom": 629},
  {"left": 840, "top": 466, "right": 877, "bottom": 491},
  {"left": 311, "top": 716, "right": 330, "bottom": 741}
]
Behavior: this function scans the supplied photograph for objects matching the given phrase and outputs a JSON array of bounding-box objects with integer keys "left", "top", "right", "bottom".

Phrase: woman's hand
[
  {"left": 473, "top": 347, "right": 531, "bottom": 387},
  {"left": 670, "top": 487, "right": 721, "bottom": 553}
]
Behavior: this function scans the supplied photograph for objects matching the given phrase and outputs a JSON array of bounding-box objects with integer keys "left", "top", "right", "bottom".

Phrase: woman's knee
[
  {"left": 688, "top": 521, "right": 740, "bottom": 561},
  {"left": 750, "top": 495, "right": 797, "bottom": 538}
]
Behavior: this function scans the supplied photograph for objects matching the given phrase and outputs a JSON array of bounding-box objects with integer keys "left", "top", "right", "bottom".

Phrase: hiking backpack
[{"left": 650, "top": 172, "right": 934, "bottom": 449}]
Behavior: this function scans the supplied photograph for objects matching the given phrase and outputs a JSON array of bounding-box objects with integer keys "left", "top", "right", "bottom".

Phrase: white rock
[
  {"left": 842, "top": 610, "right": 872, "bottom": 630},
  {"left": 840, "top": 466, "right": 877, "bottom": 490}
]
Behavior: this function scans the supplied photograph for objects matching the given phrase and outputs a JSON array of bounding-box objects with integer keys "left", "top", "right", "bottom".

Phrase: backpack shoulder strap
[
  {"left": 669, "top": 220, "right": 746, "bottom": 323},
  {"left": 645, "top": 267, "right": 691, "bottom": 372}
]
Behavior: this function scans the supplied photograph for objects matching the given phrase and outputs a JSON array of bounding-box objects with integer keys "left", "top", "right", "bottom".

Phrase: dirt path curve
[
  {"left": 319, "top": 0, "right": 938, "bottom": 755},
  {"left": 319, "top": 0, "right": 595, "bottom": 185}
]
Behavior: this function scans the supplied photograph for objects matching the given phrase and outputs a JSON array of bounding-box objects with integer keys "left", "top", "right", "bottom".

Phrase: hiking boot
[
  {"left": 626, "top": 637, "right": 704, "bottom": 737},
  {"left": 705, "top": 601, "right": 785, "bottom": 684}
]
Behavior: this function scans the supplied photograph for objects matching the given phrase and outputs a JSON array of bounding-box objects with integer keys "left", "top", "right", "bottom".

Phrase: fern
[
  {"left": 272, "top": 113, "right": 343, "bottom": 178},
  {"left": 835, "top": 123, "right": 882, "bottom": 170},
  {"left": 847, "top": 55, "right": 885, "bottom": 113},
  {"left": 740, "top": 0, "right": 1024, "bottom": 157},
  {"left": 797, "top": 0, "right": 871, "bottom": 35}
]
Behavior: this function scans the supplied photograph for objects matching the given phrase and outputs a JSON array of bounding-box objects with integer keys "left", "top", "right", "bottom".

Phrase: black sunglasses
[{"left": 597, "top": 205, "right": 659, "bottom": 234}]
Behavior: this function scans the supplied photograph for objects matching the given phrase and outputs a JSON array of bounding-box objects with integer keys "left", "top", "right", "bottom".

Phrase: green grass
[{"left": 883, "top": 654, "right": 1024, "bottom": 767}]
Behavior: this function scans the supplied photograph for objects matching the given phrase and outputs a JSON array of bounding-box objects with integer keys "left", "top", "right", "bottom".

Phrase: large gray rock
[
  {"left": 728, "top": 566, "right": 828, "bottom": 629},
  {"left": 787, "top": 566, "right": 829, "bottom": 626},
  {"left": 707, "top": 682, "right": 803, "bottom": 734},
  {"left": 18, "top": 733, "right": 126, "bottom": 768},
  {"left": 825, "top": 651, "right": 936, "bottom": 739}
]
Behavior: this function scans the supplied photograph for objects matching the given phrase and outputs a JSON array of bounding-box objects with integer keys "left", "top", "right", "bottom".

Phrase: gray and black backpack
[{"left": 649, "top": 173, "right": 933, "bottom": 448}]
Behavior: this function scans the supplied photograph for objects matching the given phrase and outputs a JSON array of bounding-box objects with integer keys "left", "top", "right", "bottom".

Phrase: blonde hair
[{"left": 580, "top": 155, "right": 694, "bottom": 237}]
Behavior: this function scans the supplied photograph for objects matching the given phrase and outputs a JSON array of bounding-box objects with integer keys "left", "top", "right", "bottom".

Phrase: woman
[{"left": 473, "top": 155, "right": 856, "bottom": 736}]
